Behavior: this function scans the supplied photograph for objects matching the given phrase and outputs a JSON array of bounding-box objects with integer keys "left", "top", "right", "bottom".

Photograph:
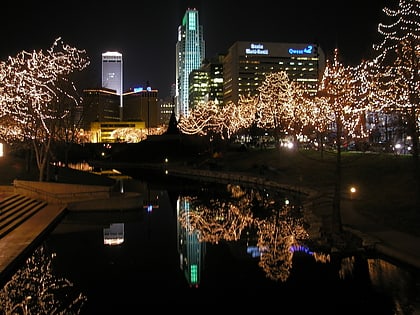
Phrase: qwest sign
[
  {"left": 288, "top": 45, "right": 314, "bottom": 55},
  {"left": 245, "top": 43, "right": 315, "bottom": 56}
]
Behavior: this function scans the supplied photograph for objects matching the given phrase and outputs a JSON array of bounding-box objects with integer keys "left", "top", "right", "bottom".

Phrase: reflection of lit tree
[
  {"left": 178, "top": 196, "right": 254, "bottom": 244},
  {"left": 0, "top": 244, "right": 87, "bottom": 314},
  {"left": 177, "top": 184, "right": 330, "bottom": 283},
  {"left": 255, "top": 205, "right": 309, "bottom": 282}
]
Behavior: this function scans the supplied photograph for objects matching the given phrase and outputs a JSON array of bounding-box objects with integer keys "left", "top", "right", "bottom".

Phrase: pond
[{"left": 1, "top": 175, "right": 419, "bottom": 314}]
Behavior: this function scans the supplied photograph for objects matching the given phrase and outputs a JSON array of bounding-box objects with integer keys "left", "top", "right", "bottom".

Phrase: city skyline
[{"left": 2, "top": 0, "right": 391, "bottom": 99}]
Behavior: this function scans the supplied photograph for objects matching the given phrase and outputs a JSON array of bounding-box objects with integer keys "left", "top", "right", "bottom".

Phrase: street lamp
[
  {"left": 349, "top": 186, "right": 357, "bottom": 199},
  {"left": 146, "top": 81, "right": 151, "bottom": 136}
]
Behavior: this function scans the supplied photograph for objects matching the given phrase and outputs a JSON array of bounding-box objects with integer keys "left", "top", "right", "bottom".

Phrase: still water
[{"left": 1, "top": 174, "right": 419, "bottom": 314}]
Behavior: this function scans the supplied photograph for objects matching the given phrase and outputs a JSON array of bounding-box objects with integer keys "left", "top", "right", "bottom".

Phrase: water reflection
[
  {"left": 0, "top": 178, "right": 419, "bottom": 313},
  {"left": 177, "top": 183, "right": 319, "bottom": 284},
  {"left": 103, "top": 223, "right": 124, "bottom": 246},
  {"left": 0, "top": 245, "right": 87, "bottom": 314}
]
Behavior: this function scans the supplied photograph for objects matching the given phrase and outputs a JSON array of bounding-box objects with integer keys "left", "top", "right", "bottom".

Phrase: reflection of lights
[
  {"left": 290, "top": 244, "right": 313, "bottom": 255},
  {"left": 103, "top": 223, "right": 124, "bottom": 245},
  {"left": 0, "top": 245, "right": 87, "bottom": 313},
  {"left": 247, "top": 246, "right": 265, "bottom": 258},
  {"left": 177, "top": 184, "right": 331, "bottom": 283},
  {"left": 143, "top": 191, "right": 159, "bottom": 212}
]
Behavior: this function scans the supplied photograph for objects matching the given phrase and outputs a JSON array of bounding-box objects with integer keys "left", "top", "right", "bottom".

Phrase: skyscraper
[
  {"left": 175, "top": 8, "right": 205, "bottom": 119},
  {"left": 102, "top": 51, "right": 123, "bottom": 119}
]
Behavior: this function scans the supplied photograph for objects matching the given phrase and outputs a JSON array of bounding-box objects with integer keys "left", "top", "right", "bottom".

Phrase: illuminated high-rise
[
  {"left": 102, "top": 51, "right": 123, "bottom": 119},
  {"left": 223, "top": 41, "right": 325, "bottom": 104},
  {"left": 175, "top": 8, "right": 205, "bottom": 118}
]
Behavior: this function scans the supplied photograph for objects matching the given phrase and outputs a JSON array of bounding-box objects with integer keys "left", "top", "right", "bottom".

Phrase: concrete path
[
  {"left": 341, "top": 199, "right": 420, "bottom": 270},
  {"left": 0, "top": 200, "right": 67, "bottom": 285}
]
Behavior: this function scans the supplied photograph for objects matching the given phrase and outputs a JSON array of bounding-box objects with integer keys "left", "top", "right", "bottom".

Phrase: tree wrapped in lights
[
  {"left": 257, "top": 71, "right": 307, "bottom": 146},
  {"left": 0, "top": 38, "right": 90, "bottom": 181},
  {"left": 111, "top": 127, "right": 147, "bottom": 143},
  {"left": 177, "top": 101, "right": 221, "bottom": 137},
  {"left": 314, "top": 49, "right": 371, "bottom": 234},
  {"left": 178, "top": 96, "right": 259, "bottom": 139},
  {"left": 371, "top": 0, "right": 419, "bottom": 177}
]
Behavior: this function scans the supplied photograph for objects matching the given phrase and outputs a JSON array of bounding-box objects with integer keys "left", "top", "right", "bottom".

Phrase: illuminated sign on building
[
  {"left": 245, "top": 43, "right": 269, "bottom": 55},
  {"left": 288, "top": 45, "right": 314, "bottom": 55}
]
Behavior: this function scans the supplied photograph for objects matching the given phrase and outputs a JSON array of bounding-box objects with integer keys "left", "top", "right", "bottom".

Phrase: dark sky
[{"left": 2, "top": 0, "right": 394, "bottom": 99}]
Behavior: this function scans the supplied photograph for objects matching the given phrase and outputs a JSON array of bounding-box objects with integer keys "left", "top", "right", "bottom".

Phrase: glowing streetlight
[{"left": 349, "top": 186, "right": 357, "bottom": 199}]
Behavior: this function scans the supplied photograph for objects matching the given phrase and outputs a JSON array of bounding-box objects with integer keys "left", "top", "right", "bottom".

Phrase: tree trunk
[{"left": 332, "top": 119, "right": 343, "bottom": 234}]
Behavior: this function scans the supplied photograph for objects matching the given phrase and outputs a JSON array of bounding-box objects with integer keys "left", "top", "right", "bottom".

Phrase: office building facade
[
  {"left": 102, "top": 51, "right": 123, "bottom": 118},
  {"left": 175, "top": 8, "right": 205, "bottom": 119},
  {"left": 189, "top": 54, "right": 224, "bottom": 108},
  {"left": 81, "top": 85, "right": 160, "bottom": 143},
  {"left": 81, "top": 88, "right": 121, "bottom": 131},
  {"left": 123, "top": 87, "right": 159, "bottom": 130},
  {"left": 223, "top": 41, "right": 325, "bottom": 104}
]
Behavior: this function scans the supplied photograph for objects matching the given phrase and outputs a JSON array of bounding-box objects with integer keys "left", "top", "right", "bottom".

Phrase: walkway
[{"left": 0, "top": 199, "right": 66, "bottom": 285}]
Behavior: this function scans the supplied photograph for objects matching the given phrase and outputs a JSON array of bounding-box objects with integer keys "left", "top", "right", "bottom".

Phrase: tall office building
[
  {"left": 102, "top": 51, "right": 123, "bottom": 119},
  {"left": 175, "top": 8, "right": 205, "bottom": 119},
  {"left": 223, "top": 42, "right": 325, "bottom": 105}
]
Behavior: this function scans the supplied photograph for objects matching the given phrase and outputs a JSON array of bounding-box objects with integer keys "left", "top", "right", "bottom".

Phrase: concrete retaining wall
[{"left": 13, "top": 180, "right": 111, "bottom": 204}]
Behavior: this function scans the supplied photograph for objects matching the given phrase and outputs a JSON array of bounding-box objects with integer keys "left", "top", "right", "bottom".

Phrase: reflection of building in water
[
  {"left": 177, "top": 196, "right": 205, "bottom": 288},
  {"left": 143, "top": 187, "right": 160, "bottom": 212},
  {"left": 103, "top": 223, "right": 124, "bottom": 246}
]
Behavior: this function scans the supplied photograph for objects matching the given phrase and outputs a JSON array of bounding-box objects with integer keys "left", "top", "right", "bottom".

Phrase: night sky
[{"left": 2, "top": 0, "right": 393, "bottom": 99}]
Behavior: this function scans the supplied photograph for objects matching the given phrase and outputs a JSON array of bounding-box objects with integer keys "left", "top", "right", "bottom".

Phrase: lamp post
[{"left": 146, "top": 81, "right": 151, "bottom": 136}]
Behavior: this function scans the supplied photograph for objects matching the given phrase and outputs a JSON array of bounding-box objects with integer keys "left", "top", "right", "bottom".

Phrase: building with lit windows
[
  {"left": 90, "top": 121, "right": 146, "bottom": 143},
  {"left": 102, "top": 51, "right": 123, "bottom": 119},
  {"left": 81, "top": 88, "right": 121, "bottom": 131},
  {"left": 123, "top": 87, "right": 159, "bottom": 130},
  {"left": 189, "top": 54, "right": 224, "bottom": 108},
  {"left": 188, "top": 68, "right": 210, "bottom": 109},
  {"left": 159, "top": 100, "right": 175, "bottom": 126},
  {"left": 222, "top": 41, "right": 325, "bottom": 104},
  {"left": 81, "top": 85, "right": 161, "bottom": 143},
  {"left": 175, "top": 8, "right": 205, "bottom": 118}
]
